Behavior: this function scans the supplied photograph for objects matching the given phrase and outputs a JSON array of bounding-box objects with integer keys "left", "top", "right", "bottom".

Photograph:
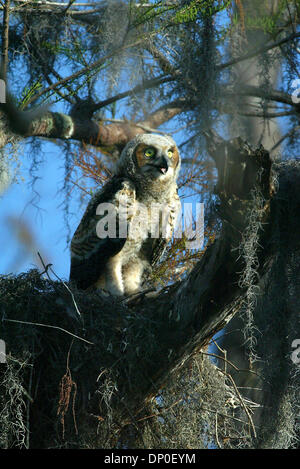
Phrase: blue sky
[{"left": 0, "top": 139, "right": 77, "bottom": 280}]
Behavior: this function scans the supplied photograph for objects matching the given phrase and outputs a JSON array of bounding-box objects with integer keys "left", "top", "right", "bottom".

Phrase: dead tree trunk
[{"left": 0, "top": 134, "right": 299, "bottom": 449}]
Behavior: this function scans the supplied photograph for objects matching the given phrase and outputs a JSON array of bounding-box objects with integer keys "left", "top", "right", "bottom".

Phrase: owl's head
[{"left": 116, "top": 133, "right": 181, "bottom": 185}]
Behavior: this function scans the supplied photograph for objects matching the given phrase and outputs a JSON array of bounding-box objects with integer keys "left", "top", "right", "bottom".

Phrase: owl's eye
[
  {"left": 144, "top": 147, "right": 156, "bottom": 158},
  {"left": 167, "top": 149, "right": 173, "bottom": 159}
]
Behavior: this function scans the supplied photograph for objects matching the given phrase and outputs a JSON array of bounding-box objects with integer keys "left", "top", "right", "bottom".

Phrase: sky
[{"left": 0, "top": 139, "right": 78, "bottom": 280}]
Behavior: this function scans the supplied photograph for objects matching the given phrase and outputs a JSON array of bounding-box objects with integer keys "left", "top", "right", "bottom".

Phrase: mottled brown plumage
[{"left": 70, "top": 133, "right": 181, "bottom": 296}]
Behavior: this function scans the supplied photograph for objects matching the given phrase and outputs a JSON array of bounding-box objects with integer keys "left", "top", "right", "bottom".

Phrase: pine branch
[{"left": 25, "top": 37, "right": 147, "bottom": 106}]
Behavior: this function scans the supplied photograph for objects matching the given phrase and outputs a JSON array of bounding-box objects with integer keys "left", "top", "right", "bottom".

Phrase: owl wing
[{"left": 70, "top": 177, "right": 135, "bottom": 290}]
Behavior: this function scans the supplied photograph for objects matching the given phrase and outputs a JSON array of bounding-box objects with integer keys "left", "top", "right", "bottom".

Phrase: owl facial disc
[{"left": 116, "top": 133, "right": 181, "bottom": 184}]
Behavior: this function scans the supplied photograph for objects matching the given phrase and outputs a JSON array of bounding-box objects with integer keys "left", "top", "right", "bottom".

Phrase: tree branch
[
  {"left": 217, "top": 31, "right": 300, "bottom": 71},
  {"left": 90, "top": 75, "right": 174, "bottom": 113},
  {"left": 232, "top": 84, "right": 295, "bottom": 107},
  {"left": 0, "top": 90, "right": 187, "bottom": 152},
  {"left": 1, "top": 0, "right": 10, "bottom": 80}
]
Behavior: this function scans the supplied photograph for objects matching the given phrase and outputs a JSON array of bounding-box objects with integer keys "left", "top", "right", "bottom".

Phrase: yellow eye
[
  {"left": 144, "top": 147, "right": 156, "bottom": 158},
  {"left": 167, "top": 149, "right": 173, "bottom": 158}
]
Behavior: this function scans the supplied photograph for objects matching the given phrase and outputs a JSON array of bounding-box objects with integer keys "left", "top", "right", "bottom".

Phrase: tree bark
[{"left": 0, "top": 93, "right": 185, "bottom": 156}]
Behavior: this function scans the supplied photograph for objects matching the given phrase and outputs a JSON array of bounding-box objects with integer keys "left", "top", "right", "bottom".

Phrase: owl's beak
[
  {"left": 157, "top": 156, "right": 169, "bottom": 175},
  {"left": 145, "top": 155, "right": 169, "bottom": 177}
]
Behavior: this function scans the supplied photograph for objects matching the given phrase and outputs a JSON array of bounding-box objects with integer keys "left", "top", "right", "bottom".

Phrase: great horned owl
[{"left": 70, "top": 133, "right": 181, "bottom": 296}]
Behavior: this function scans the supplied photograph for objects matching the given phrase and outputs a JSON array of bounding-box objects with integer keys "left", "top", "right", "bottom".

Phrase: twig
[
  {"left": 285, "top": 0, "right": 296, "bottom": 35},
  {"left": 201, "top": 350, "right": 264, "bottom": 381},
  {"left": 37, "top": 252, "right": 52, "bottom": 280},
  {"left": 49, "top": 265, "right": 82, "bottom": 319},
  {"left": 196, "top": 405, "right": 254, "bottom": 426},
  {"left": 32, "top": 47, "right": 77, "bottom": 106},
  {"left": 38, "top": 251, "right": 82, "bottom": 320},
  {"left": 64, "top": 0, "right": 76, "bottom": 14},
  {"left": 219, "top": 369, "right": 257, "bottom": 439},
  {"left": 135, "top": 398, "right": 184, "bottom": 423},
  {"left": 211, "top": 337, "right": 228, "bottom": 375},
  {"left": 3, "top": 318, "right": 94, "bottom": 345}
]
